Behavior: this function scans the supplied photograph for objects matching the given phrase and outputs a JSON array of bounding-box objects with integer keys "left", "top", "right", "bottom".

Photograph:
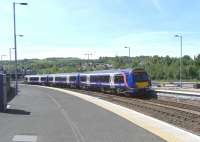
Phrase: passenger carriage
[
  {"left": 50, "top": 73, "right": 79, "bottom": 88},
  {"left": 79, "top": 68, "right": 151, "bottom": 95}
]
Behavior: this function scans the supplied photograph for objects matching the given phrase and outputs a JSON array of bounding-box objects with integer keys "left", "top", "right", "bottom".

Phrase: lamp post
[
  {"left": 84, "top": 53, "right": 92, "bottom": 67},
  {"left": 1, "top": 55, "right": 7, "bottom": 73},
  {"left": 174, "top": 34, "right": 183, "bottom": 88},
  {"left": 9, "top": 47, "right": 16, "bottom": 62},
  {"left": 124, "top": 46, "right": 131, "bottom": 67},
  {"left": 84, "top": 53, "right": 93, "bottom": 60},
  {"left": 9, "top": 48, "right": 15, "bottom": 79},
  {"left": 13, "top": 2, "right": 28, "bottom": 95}
]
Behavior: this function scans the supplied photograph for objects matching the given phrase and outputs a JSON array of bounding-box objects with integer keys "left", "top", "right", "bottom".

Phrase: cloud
[{"left": 151, "top": 0, "right": 161, "bottom": 11}]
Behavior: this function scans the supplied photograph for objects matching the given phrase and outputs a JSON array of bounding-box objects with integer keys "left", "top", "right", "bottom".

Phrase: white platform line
[
  {"left": 37, "top": 85, "right": 200, "bottom": 142},
  {"left": 12, "top": 135, "right": 37, "bottom": 142}
]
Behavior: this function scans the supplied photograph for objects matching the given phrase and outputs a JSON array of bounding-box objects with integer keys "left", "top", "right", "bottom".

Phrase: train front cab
[{"left": 127, "top": 69, "right": 152, "bottom": 96}]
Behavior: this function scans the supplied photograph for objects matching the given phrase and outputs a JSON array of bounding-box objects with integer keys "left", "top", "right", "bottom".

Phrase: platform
[{"left": 0, "top": 85, "right": 165, "bottom": 142}]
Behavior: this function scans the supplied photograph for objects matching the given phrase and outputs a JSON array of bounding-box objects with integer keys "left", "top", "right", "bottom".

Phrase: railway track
[{"left": 65, "top": 88, "right": 200, "bottom": 135}]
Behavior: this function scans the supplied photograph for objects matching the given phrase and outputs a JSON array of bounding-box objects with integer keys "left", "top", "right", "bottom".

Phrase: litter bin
[{"left": 0, "top": 74, "right": 7, "bottom": 112}]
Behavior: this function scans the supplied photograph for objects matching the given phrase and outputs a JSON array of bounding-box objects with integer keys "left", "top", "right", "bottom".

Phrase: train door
[
  {"left": 110, "top": 74, "right": 115, "bottom": 89},
  {"left": 86, "top": 75, "right": 90, "bottom": 87},
  {"left": 39, "top": 76, "right": 41, "bottom": 84},
  {"left": 66, "top": 75, "right": 70, "bottom": 86}
]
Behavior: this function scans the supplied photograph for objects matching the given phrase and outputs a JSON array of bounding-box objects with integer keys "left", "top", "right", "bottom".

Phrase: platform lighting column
[
  {"left": 85, "top": 53, "right": 92, "bottom": 67},
  {"left": 125, "top": 46, "right": 131, "bottom": 67},
  {"left": 1, "top": 55, "right": 7, "bottom": 72},
  {"left": 9, "top": 48, "right": 15, "bottom": 79},
  {"left": 174, "top": 34, "right": 183, "bottom": 88},
  {"left": 13, "top": 2, "right": 28, "bottom": 95}
]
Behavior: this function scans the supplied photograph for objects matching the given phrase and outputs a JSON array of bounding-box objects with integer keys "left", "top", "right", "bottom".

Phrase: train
[{"left": 24, "top": 68, "right": 152, "bottom": 96}]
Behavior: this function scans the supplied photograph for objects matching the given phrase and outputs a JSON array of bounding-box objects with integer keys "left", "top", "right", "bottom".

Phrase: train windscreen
[{"left": 134, "top": 72, "right": 149, "bottom": 82}]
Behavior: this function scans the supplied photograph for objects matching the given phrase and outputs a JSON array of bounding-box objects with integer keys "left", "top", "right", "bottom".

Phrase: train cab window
[
  {"left": 69, "top": 76, "right": 76, "bottom": 81},
  {"left": 30, "top": 77, "right": 39, "bottom": 81},
  {"left": 55, "top": 77, "right": 66, "bottom": 81},
  {"left": 41, "top": 77, "right": 47, "bottom": 81},
  {"left": 80, "top": 76, "right": 86, "bottom": 82},
  {"left": 48, "top": 77, "right": 53, "bottom": 81},
  {"left": 134, "top": 72, "right": 148, "bottom": 82},
  {"left": 114, "top": 75, "right": 124, "bottom": 84}
]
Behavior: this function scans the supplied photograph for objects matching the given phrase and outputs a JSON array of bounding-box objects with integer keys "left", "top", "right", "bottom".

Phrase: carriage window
[
  {"left": 80, "top": 76, "right": 86, "bottom": 82},
  {"left": 90, "top": 76, "right": 95, "bottom": 82},
  {"left": 69, "top": 76, "right": 76, "bottom": 81},
  {"left": 30, "top": 77, "right": 39, "bottom": 81},
  {"left": 90, "top": 75, "right": 110, "bottom": 83},
  {"left": 90, "top": 75, "right": 99, "bottom": 82},
  {"left": 41, "top": 77, "right": 47, "bottom": 81},
  {"left": 114, "top": 75, "right": 124, "bottom": 83},
  {"left": 100, "top": 75, "right": 110, "bottom": 83},
  {"left": 55, "top": 77, "right": 66, "bottom": 81},
  {"left": 95, "top": 76, "right": 100, "bottom": 82},
  {"left": 48, "top": 77, "right": 53, "bottom": 81}
]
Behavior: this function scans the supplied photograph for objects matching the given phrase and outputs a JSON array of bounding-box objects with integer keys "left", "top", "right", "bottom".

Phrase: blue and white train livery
[{"left": 25, "top": 68, "right": 152, "bottom": 95}]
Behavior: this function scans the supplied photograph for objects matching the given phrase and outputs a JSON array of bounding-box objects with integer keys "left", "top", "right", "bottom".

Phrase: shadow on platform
[{"left": 5, "top": 109, "right": 31, "bottom": 115}]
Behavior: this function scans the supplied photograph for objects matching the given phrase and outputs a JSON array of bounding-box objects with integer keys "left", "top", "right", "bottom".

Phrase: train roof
[
  {"left": 79, "top": 68, "right": 146, "bottom": 76},
  {"left": 24, "top": 68, "right": 146, "bottom": 77},
  {"left": 83, "top": 68, "right": 131, "bottom": 73},
  {"left": 47, "top": 73, "right": 79, "bottom": 76},
  {"left": 25, "top": 74, "right": 48, "bottom": 77}
]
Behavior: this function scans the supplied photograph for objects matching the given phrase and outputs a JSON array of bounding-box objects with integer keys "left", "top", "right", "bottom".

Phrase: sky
[{"left": 1, "top": 0, "right": 200, "bottom": 59}]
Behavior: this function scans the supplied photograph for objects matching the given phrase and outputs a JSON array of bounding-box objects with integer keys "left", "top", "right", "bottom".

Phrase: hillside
[{"left": 1, "top": 55, "right": 200, "bottom": 81}]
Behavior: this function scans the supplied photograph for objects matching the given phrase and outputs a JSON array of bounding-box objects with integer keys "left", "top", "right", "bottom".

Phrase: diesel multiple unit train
[{"left": 24, "top": 68, "right": 152, "bottom": 95}]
